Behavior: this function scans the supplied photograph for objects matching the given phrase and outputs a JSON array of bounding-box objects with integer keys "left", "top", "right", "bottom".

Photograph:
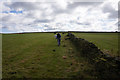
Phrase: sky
[{"left": 0, "top": 0, "right": 119, "bottom": 33}]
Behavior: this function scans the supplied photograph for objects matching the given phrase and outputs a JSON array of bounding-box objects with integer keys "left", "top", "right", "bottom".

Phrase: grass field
[
  {"left": 2, "top": 32, "right": 120, "bottom": 79},
  {"left": 74, "top": 33, "right": 119, "bottom": 56},
  {"left": 2, "top": 33, "right": 95, "bottom": 78}
]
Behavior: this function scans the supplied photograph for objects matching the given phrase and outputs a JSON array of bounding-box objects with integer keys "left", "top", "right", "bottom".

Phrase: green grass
[
  {"left": 2, "top": 33, "right": 95, "bottom": 78},
  {"left": 74, "top": 33, "right": 119, "bottom": 56}
]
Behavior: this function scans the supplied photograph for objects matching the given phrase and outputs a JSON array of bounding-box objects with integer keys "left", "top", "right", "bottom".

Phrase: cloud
[
  {"left": 68, "top": 2, "right": 102, "bottom": 8},
  {"left": 4, "top": 2, "right": 39, "bottom": 11},
  {"left": 34, "top": 19, "right": 53, "bottom": 23},
  {"left": 101, "top": 2, "right": 118, "bottom": 19},
  {"left": 0, "top": 0, "right": 118, "bottom": 33}
]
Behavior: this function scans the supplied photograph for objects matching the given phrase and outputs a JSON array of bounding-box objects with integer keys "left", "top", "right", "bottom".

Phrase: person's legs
[
  {"left": 59, "top": 39, "right": 61, "bottom": 46},
  {"left": 57, "top": 39, "right": 61, "bottom": 46}
]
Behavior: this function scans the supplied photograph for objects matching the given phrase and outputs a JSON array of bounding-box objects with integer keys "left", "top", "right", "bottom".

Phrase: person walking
[{"left": 56, "top": 33, "right": 61, "bottom": 46}]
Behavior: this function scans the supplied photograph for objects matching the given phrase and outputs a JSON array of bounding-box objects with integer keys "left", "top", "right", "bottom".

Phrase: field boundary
[
  {"left": 66, "top": 33, "right": 120, "bottom": 79},
  {"left": 67, "top": 33, "right": 120, "bottom": 61}
]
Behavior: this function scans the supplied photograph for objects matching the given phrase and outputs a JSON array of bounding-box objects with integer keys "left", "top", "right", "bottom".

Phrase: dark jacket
[{"left": 57, "top": 33, "right": 61, "bottom": 39}]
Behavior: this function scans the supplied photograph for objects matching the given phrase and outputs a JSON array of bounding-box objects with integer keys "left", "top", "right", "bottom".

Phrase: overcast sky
[{"left": 0, "top": 0, "right": 119, "bottom": 33}]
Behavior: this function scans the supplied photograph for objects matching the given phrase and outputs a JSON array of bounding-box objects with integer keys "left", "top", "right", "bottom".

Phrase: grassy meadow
[
  {"left": 2, "top": 32, "right": 119, "bottom": 79},
  {"left": 2, "top": 33, "right": 95, "bottom": 78},
  {"left": 74, "top": 33, "right": 119, "bottom": 56}
]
